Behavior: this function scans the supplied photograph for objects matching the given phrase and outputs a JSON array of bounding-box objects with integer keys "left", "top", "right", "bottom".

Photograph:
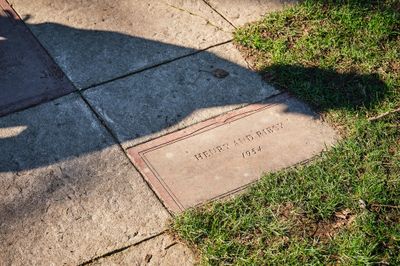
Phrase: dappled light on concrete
[
  {"left": 0, "top": 125, "right": 27, "bottom": 139},
  {"left": 0, "top": 95, "right": 170, "bottom": 265}
]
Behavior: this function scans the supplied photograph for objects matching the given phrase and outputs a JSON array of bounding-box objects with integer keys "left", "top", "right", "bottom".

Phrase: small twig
[
  {"left": 368, "top": 107, "right": 400, "bottom": 121},
  {"left": 164, "top": 241, "right": 178, "bottom": 250},
  {"left": 377, "top": 261, "right": 390, "bottom": 265}
]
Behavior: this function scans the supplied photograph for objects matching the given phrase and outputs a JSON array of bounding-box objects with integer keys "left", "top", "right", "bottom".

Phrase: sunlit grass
[{"left": 173, "top": 1, "right": 399, "bottom": 264}]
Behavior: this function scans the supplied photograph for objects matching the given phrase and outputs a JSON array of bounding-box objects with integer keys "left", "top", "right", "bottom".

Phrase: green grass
[{"left": 172, "top": 1, "right": 400, "bottom": 265}]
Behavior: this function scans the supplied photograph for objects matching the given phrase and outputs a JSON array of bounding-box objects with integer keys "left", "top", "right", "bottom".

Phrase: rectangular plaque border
[{"left": 127, "top": 93, "right": 290, "bottom": 213}]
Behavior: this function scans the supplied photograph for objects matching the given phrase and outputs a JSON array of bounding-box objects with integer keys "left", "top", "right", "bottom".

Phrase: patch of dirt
[
  {"left": 276, "top": 204, "right": 355, "bottom": 242},
  {"left": 313, "top": 209, "right": 355, "bottom": 239}
]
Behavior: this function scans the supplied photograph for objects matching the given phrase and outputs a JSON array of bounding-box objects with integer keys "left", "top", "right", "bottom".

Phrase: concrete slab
[
  {"left": 127, "top": 93, "right": 338, "bottom": 213},
  {"left": 8, "top": 0, "right": 233, "bottom": 88},
  {"left": 90, "top": 234, "right": 195, "bottom": 266},
  {"left": 206, "top": 0, "right": 296, "bottom": 26},
  {"left": 83, "top": 42, "right": 279, "bottom": 149},
  {"left": 0, "top": 0, "right": 75, "bottom": 117},
  {"left": 0, "top": 94, "right": 169, "bottom": 265}
]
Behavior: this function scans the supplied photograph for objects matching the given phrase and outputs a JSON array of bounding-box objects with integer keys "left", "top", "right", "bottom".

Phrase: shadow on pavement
[
  {"left": 0, "top": 9, "right": 75, "bottom": 116},
  {"left": 0, "top": 10, "right": 389, "bottom": 174}
]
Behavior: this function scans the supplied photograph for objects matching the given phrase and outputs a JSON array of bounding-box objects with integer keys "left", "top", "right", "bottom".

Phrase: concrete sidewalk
[{"left": 0, "top": 0, "right": 295, "bottom": 265}]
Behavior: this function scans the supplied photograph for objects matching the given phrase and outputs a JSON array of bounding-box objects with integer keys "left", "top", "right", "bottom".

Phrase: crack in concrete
[
  {"left": 78, "top": 231, "right": 167, "bottom": 265},
  {"left": 202, "top": 0, "right": 237, "bottom": 29},
  {"left": 161, "top": 1, "right": 228, "bottom": 32}
]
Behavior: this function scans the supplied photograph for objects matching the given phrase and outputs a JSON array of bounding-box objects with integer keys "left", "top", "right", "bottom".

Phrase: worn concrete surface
[
  {"left": 0, "top": 1, "right": 75, "bottom": 117},
  {"left": 90, "top": 234, "right": 195, "bottom": 266},
  {"left": 8, "top": 0, "right": 233, "bottom": 88},
  {"left": 83, "top": 42, "right": 279, "bottom": 149},
  {"left": 128, "top": 93, "right": 338, "bottom": 212},
  {"left": 0, "top": 94, "right": 170, "bottom": 265},
  {"left": 206, "top": 0, "right": 296, "bottom": 26}
]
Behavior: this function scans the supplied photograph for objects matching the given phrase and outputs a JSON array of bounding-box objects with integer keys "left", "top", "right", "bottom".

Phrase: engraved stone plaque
[{"left": 127, "top": 94, "right": 338, "bottom": 213}]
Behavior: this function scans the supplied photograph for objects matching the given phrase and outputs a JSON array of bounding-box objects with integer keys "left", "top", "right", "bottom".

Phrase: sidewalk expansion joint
[
  {"left": 77, "top": 90, "right": 174, "bottom": 215},
  {"left": 80, "top": 39, "right": 233, "bottom": 92}
]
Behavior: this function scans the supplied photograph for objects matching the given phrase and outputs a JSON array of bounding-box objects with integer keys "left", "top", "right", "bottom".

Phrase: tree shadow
[
  {"left": 0, "top": 9, "right": 390, "bottom": 178},
  {"left": 0, "top": 13, "right": 278, "bottom": 173}
]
